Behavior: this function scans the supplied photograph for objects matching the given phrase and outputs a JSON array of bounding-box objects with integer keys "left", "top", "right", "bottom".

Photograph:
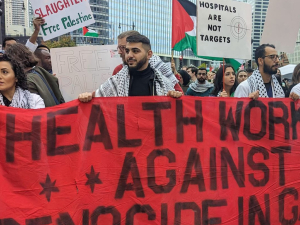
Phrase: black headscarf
[{"left": 178, "top": 70, "right": 191, "bottom": 86}]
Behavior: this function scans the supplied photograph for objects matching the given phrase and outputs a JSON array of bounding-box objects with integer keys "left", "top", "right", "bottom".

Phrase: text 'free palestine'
[{"left": 41, "top": 12, "right": 93, "bottom": 36}]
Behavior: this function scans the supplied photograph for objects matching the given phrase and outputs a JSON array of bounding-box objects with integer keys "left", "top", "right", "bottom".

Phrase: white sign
[
  {"left": 261, "top": 0, "right": 300, "bottom": 53},
  {"left": 30, "top": 0, "right": 95, "bottom": 41},
  {"left": 196, "top": 0, "right": 252, "bottom": 59},
  {"left": 51, "top": 45, "right": 122, "bottom": 102}
]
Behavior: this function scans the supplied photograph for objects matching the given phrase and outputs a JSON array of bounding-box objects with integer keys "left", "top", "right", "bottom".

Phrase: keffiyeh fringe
[
  {"left": 247, "top": 70, "right": 285, "bottom": 98},
  {"left": 0, "top": 87, "right": 34, "bottom": 109},
  {"left": 97, "top": 63, "right": 174, "bottom": 97}
]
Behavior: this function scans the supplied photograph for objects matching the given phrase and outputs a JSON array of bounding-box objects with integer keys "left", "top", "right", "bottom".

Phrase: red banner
[{"left": 0, "top": 96, "right": 300, "bottom": 224}]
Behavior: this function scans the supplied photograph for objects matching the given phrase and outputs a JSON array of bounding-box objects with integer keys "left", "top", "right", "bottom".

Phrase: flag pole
[
  {"left": 171, "top": 50, "right": 174, "bottom": 60},
  {"left": 223, "top": 58, "right": 225, "bottom": 92}
]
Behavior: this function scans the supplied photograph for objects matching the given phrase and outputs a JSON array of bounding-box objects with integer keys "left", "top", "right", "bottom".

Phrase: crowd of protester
[
  {"left": 0, "top": 25, "right": 300, "bottom": 109},
  {"left": 173, "top": 44, "right": 299, "bottom": 101}
]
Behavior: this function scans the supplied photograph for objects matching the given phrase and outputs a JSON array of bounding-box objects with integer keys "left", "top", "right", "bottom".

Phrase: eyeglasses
[
  {"left": 198, "top": 73, "right": 206, "bottom": 76},
  {"left": 117, "top": 45, "right": 126, "bottom": 51},
  {"left": 263, "top": 54, "right": 281, "bottom": 61}
]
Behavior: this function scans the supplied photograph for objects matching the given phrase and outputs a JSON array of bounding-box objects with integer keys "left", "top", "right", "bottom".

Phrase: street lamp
[{"left": 118, "top": 22, "right": 135, "bottom": 30}]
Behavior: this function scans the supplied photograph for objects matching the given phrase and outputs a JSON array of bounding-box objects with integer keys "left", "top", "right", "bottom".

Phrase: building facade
[
  {"left": 247, "top": 0, "right": 269, "bottom": 60},
  {"left": 106, "top": 0, "right": 203, "bottom": 66},
  {"left": 4, "top": 0, "right": 32, "bottom": 36},
  {"left": 286, "top": 30, "right": 300, "bottom": 64}
]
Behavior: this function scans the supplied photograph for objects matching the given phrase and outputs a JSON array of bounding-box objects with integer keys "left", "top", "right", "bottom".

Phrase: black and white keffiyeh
[
  {"left": 96, "top": 64, "right": 175, "bottom": 97},
  {"left": 149, "top": 55, "right": 178, "bottom": 86},
  {"left": 189, "top": 80, "right": 214, "bottom": 93},
  {"left": 0, "top": 87, "right": 34, "bottom": 109},
  {"left": 247, "top": 69, "right": 285, "bottom": 98}
]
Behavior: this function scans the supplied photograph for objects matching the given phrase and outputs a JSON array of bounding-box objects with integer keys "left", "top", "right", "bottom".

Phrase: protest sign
[
  {"left": 51, "top": 45, "right": 122, "bottom": 102},
  {"left": 30, "top": 0, "right": 95, "bottom": 41},
  {"left": 260, "top": 0, "right": 300, "bottom": 53},
  {"left": 196, "top": 0, "right": 252, "bottom": 59},
  {"left": 0, "top": 96, "right": 300, "bottom": 224}
]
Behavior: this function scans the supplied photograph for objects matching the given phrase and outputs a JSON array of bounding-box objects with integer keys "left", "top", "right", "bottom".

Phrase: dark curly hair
[
  {"left": 255, "top": 44, "right": 275, "bottom": 68},
  {"left": 0, "top": 54, "right": 28, "bottom": 90},
  {"left": 5, "top": 43, "right": 38, "bottom": 68},
  {"left": 211, "top": 64, "right": 238, "bottom": 96}
]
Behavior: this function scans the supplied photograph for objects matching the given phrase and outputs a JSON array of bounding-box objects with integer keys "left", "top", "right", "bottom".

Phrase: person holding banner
[
  {"left": 5, "top": 44, "right": 65, "bottom": 107},
  {"left": 234, "top": 44, "right": 286, "bottom": 99},
  {"left": 78, "top": 34, "right": 182, "bottom": 101},
  {"left": 211, "top": 65, "right": 238, "bottom": 97},
  {"left": 0, "top": 54, "right": 44, "bottom": 108},
  {"left": 113, "top": 30, "right": 182, "bottom": 93}
]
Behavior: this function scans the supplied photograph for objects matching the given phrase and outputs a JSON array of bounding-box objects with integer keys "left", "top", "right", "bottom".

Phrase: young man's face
[
  {"left": 39, "top": 50, "right": 52, "bottom": 71},
  {"left": 261, "top": 47, "right": 279, "bottom": 75},
  {"left": 187, "top": 68, "right": 195, "bottom": 78},
  {"left": 197, "top": 70, "right": 207, "bottom": 84},
  {"left": 125, "top": 42, "right": 152, "bottom": 71}
]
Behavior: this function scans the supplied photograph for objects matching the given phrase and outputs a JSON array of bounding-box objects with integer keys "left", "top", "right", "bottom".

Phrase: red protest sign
[{"left": 0, "top": 96, "right": 299, "bottom": 224}]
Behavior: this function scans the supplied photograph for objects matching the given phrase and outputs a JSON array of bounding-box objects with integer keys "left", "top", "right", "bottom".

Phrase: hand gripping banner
[{"left": 0, "top": 96, "right": 300, "bottom": 225}]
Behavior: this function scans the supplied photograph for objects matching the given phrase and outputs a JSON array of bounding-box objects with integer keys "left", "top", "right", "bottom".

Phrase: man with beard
[
  {"left": 34, "top": 48, "right": 52, "bottom": 74},
  {"left": 235, "top": 44, "right": 287, "bottom": 99},
  {"left": 185, "top": 68, "right": 213, "bottom": 96},
  {"left": 112, "top": 30, "right": 140, "bottom": 75},
  {"left": 113, "top": 30, "right": 182, "bottom": 92},
  {"left": 78, "top": 34, "right": 182, "bottom": 100}
]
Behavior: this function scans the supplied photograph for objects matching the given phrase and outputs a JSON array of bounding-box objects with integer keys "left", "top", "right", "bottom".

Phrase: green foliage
[{"left": 43, "top": 35, "right": 76, "bottom": 49}]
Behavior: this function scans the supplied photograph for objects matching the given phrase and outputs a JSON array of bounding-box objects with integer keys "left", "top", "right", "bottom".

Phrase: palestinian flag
[
  {"left": 82, "top": 27, "right": 98, "bottom": 37},
  {"left": 172, "top": 0, "right": 242, "bottom": 71}
]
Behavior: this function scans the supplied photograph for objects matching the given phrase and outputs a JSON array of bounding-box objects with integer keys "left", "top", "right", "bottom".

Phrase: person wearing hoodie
[{"left": 185, "top": 68, "right": 213, "bottom": 96}]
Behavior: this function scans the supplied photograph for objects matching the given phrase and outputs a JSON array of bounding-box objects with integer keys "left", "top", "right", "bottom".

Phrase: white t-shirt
[
  {"left": 234, "top": 80, "right": 251, "bottom": 97},
  {"left": 234, "top": 79, "right": 285, "bottom": 98},
  {"left": 290, "top": 83, "right": 300, "bottom": 96},
  {"left": 30, "top": 93, "right": 45, "bottom": 109}
]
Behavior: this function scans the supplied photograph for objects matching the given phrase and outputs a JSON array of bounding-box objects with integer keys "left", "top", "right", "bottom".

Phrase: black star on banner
[
  {"left": 85, "top": 165, "right": 102, "bottom": 193},
  {"left": 40, "top": 174, "right": 59, "bottom": 202}
]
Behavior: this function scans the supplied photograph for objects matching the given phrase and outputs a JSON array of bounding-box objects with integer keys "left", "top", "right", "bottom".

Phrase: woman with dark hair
[
  {"left": 177, "top": 70, "right": 191, "bottom": 93},
  {"left": 211, "top": 65, "right": 238, "bottom": 97},
  {"left": 288, "top": 63, "right": 300, "bottom": 97},
  {"left": 0, "top": 54, "right": 44, "bottom": 108},
  {"left": 5, "top": 43, "right": 65, "bottom": 107}
]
